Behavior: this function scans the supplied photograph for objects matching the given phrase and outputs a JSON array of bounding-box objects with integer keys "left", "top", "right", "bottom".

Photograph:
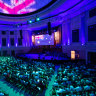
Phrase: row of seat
[
  {"left": 0, "top": 56, "right": 55, "bottom": 96},
  {"left": 51, "top": 62, "right": 96, "bottom": 96}
]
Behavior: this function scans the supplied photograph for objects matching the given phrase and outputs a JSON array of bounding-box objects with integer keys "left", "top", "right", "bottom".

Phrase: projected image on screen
[
  {"left": 0, "top": 0, "right": 52, "bottom": 15},
  {"left": 35, "top": 33, "right": 54, "bottom": 45}
]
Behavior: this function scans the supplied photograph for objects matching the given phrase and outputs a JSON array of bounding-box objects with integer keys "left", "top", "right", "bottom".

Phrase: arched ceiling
[
  {"left": 0, "top": 0, "right": 95, "bottom": 30},
  {"left": 0, "top": 0, "right": 64, "bottom": 21},
  {"left": 0, "top": 0, "right": 56, "bottom": 16}
]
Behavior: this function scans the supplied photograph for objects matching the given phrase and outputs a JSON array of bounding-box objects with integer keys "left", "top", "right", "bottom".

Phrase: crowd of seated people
[
  {"left": 52, "top": 62, "right": 96, "bottom": 96},
  {"left": 0, "top": 56, "right": 55, "bottom": 96}
]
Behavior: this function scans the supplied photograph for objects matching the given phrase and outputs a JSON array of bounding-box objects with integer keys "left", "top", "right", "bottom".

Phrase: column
[
  {"left": 80, "top": 12, "right": 87, "bottom": 45},
  {"left": 67, "top": 19, "right": 71, "bottom": 45},
  {"left": 62, "top": 23, "right": 67, "bottom": 46},
  {"left": 15, "top": 30, "right": 18, "bottom": 47}
]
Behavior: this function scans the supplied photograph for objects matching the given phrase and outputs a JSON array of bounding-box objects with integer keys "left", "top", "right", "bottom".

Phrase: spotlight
[
  {"left": 28, "top": 20, "right": 33, "bottom": 24},
  {"left": 16, "top": 43, "right": 17, "bottom": 47},
  {"left": 36, "top": 17, "right": 40, "bottom": 21},
  {"left": 8, "top": 43, "right": 9, "bottom": 47}
]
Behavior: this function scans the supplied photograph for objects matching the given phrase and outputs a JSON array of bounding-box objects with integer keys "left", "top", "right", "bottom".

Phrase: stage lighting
[
  {"left": 36, "top": 17, "right": 40, "bottom": 21},
  {"left": 28, "top": 20, "right": 33, "bottom": 24},
  {"left": 8, "top": 43, "right": 9, "bottom": 47},
  {"left": 16, "top": 43, "right": 17, "bottom": 47},
  {"left": 29, "top": 20, "right": 32, "bottom": 23},
  {"left": 48, "top": 22, "right": 51, "bottom": 35}
]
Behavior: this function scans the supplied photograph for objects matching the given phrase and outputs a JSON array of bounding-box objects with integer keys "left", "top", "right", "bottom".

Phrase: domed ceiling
[
  {"left": 0, "top": 0, "right": 55, "bottom": 16},
  {"left": 0, "top": 0, "right": 95, "bottom": 30}
]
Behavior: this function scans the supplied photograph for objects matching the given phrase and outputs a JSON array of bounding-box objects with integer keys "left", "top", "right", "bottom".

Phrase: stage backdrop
[{"left": 34, "top": 33, "right": 54, "bottom": 45}]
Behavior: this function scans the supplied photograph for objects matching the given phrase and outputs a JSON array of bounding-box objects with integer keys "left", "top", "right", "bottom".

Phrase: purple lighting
[
  {"left": 8, "top": 43, "right": 9, "bottom": 47},
  {"left": 26, "top": 43, "right": 27, "bottom": 46},
  {"left": 0, "top": 0, "right": 35, "bottom": 14},
  {"left": 82, "top": 43, "right": 84, "bottom": 45},
  {"left": 0, "top": 0, "right": 52, "bottom": 15},
  {"left": 67, "top": 39, "right": 70, "bottom": 45},
  {"left": 81, "top": 32, "right": 85, "bottom": 45},
  {"left": 16, "top": 43, "right": 17, "bottom": 47},
  {"left": 81, "top": 37, "right": 85, "bottom": 45},
  {"left": 81, "top": 15, "right": 86, "bottom": 46}
]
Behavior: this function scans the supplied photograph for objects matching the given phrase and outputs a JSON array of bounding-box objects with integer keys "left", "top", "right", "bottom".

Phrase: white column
[
  {"left": 80, "top": 12, "right": 88, "bottom": 45},
  {"left": 15, "top": 30, "right": 18, "bottom": 47},
  {"left": 62, "top": 23, "right": 67, "bottom": 46},
  {"left": 67, "top": 19, "right": 71, "bottom": 45}
]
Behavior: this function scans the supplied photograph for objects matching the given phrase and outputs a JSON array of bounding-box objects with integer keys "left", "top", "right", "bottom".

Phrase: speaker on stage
[
  {"left": 20, "top": 30, "right": 23, "bottom": 39},
  {"left": 48, "top": 22, "right": 51, "bottom": 35}
]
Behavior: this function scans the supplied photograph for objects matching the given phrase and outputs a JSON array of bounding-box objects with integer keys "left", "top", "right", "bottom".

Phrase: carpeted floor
[{"left": 0, "top": 80, "right": 24, "bottom": 96}]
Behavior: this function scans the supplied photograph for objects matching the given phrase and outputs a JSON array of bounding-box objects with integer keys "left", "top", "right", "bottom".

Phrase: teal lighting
[
  {"left": 36, "top": 17, "right": 40, "bottom": 21},
  {"left": 29, "top": 20, "right": 33, "bottom": 24}
]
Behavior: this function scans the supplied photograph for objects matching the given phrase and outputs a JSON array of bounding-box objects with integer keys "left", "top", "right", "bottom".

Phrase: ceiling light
[
  {"left": 28, "top": 20, "right": 33, "bottom": 24},
  {"left": 36, "top": 17, "right": 40, "bottom": 21}
]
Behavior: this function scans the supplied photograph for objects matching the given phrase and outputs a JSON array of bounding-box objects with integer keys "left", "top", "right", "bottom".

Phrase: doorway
[
  {"left": 11, "top": 50, "right": 15, "bottom": 56},
  {"left": 88, "top": 52, "right": 96, "bottom": 64}
]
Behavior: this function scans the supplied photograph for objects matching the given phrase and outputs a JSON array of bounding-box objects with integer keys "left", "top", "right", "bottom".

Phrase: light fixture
[
  {"left": 16, "top": 43, "right": 17, "bottom": 47},
  {"left": 8, "top": 43, "right": 9, "bottom": 47},
  {"left": 29, "top": 20, "right": 33, "bottom": 24},
  {"left": 71, "top": 51, "right": 75, "bottom": 60},
  {"left": 27, "top": 20, "right": 33, "bottom": 24},
  {"left": 36, "top": 17, "right": 40, "bottom": 21}
]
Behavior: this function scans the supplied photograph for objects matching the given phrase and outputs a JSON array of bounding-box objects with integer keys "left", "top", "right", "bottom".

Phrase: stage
[{"left": 19, "top": 54, "right": 68, "bottom": 61}]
